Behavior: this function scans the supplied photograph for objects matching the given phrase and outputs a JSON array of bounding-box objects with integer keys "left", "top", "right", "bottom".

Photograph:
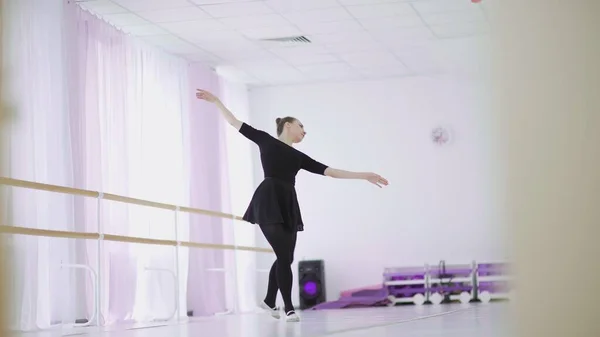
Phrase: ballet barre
[
  {"left": 0, "top": 225, "right": 271, "bottom": 253},
  {"left": 0, "top": 177, "right": 274, "bottom": 329},
  {"left": 0, "top": 177, "right": 244, "bottom": 220}
]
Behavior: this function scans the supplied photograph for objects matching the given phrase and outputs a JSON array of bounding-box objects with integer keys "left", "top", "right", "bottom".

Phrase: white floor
[{"left": 14, "top": 303, "right": 510, "bottom": 337}]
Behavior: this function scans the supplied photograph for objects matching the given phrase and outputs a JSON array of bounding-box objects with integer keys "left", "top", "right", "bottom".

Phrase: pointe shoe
[
  {"left": 259, "top": 301, "right": 280, "bottom": 319},
  {"left": 285, "top": 310, "right": 300, "bottom": 322}
]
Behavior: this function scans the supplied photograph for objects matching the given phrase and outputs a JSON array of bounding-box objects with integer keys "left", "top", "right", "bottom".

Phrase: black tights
[{"left": 260, "top": 224, "right": 297, "bottom": 313}]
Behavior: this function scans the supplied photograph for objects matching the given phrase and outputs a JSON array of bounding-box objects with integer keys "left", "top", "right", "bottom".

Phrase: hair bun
[{"left": 275, "top": 118, "right": 282, "bottom": 125}]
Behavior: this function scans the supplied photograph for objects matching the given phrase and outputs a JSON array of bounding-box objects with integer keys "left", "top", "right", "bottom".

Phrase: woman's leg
[
  {"left": 259, "top": 224, "right": 297, "bottom": 314},
  {"left": 263, "top": 260, "right": 279, "bottom": 308}
]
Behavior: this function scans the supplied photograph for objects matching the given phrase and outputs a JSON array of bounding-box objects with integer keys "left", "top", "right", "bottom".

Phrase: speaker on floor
[{"left": 298, "top": 259, "right": 326, "bottom": 310}]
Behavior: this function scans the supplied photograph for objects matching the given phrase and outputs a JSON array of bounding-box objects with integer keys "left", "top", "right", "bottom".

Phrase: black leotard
[
  {"left": 239, "top": 123, "right": 328, "bottom": 184},
  {"left": 238, "top": 122, "right": 328, "bottom": 231}
]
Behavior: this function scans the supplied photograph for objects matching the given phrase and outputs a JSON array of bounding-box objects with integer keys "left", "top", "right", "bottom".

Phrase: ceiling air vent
[{"left": 259, "top": 35, "right": 312, "bottom": 44}]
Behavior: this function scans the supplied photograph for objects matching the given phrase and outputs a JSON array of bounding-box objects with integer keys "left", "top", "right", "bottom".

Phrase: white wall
[{"left": 248, "top": 75, "right": 506, "bottom": 304}]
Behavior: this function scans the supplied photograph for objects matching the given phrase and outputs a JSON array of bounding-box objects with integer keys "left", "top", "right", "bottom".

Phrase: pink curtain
[
  {"left": 2, "top": 0, "right": 232, "bottom": 330},
  {"left": 185, "top": 64, "right": 233, "bottom": 315}
]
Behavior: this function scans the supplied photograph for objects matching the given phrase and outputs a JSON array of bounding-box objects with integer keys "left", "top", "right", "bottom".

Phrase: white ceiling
[{"left": 77, "top": 0, "right": 492, "bottom": 86}]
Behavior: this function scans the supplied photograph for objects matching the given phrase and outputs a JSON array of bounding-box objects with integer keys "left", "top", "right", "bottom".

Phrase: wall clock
[{"left": 431, "top": 126, "right": 452, "bottom": 146}]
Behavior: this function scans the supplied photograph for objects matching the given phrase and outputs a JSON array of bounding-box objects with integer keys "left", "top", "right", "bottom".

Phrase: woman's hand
[
  {"left": 196, "top": 89, "right": 221, "bottom": 104},
  {"left": 196, "top": 89, "right": 242, "bottom": 130},
  {"left": 364, "top": 172, "right": 389, "bottom": 188}
]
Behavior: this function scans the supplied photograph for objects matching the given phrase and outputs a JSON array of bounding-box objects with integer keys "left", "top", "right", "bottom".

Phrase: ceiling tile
[
  {"left": 386, "top": 39, "right": 438, "bottom": 53},
  {"left": 268, "top": 45, "right": 331, "bottom": 58},
  {"left": 239, "top": 25, "right": 303, "bottom": 40},
  {"left": 269, "top": 45, "right": 339, "bottom": 66},
  {"left": 281, "top": 53, "right": 339, "bottom": 66},
  {"left": 121, "top": 24, "right": 169, "bottom": 36},
  {"left": 297, "top": 62, "right": 351, "bottom": 75},
  {"left": 234, "top": 59, "right": 307, "bottom": 83},
  {"left": 180, "top": 50, "right": 223, "bottom": 65},
  {"left": 358, "top": 15, "right": 424, "bottom": 31},
  {"left": 344, "top": 3, "right": 415, "bottom": 19},
  {"left": 251, "top": 67, "right": 307, "bottom": 84},
  {"left": 216, "top": 65, "right": 263, "bottom": 85},
  {"left": 309, "top": 31, "right": 376, "bottom": 45},
  {"left": 394, "top": 49, "right": 445, "bottom": 74},
  {"left": 174, "top": 29, "right": 246, "bottom": 42},
  {"left": 325, "top": 41, "right": 384, "bottom": 54},
  {"left": 358, "top": 66, "right": 412, "bottom": 79},
  {"left": 112, "top": 0, "right": 191, "bottom": 11},
  {"left": 199, "top": 2, "right": 274, "bottom": 18},
  {"left": 283, "top": 8, "right": 354, "bottom": 25},
  {"left": 159, "top": 20, "right": 229, "bottom": 35},
  {"left": 213, "top": 49, "right": 274, "bottom": 62},
  {"left": 297, "top": 63, "right": 363, "bottom": 80},
  {"left": 294, "top": 20, "right": 365, "bottom": 35},
  {"left": 264, "top": 0, "right": 340, "bottom": 13},
  {"left": 437, "top": 35, "right": 491, "bottom": 53},
  {"left": 176, "top": 32, "right": 257, "bottom": 52},
  {"left": 78, "top": 0, "right": 490, "bottom": 84},
  {"left": 430, "top": 21, "right": 489, "bottom": 39},
  {"left": 338, "top": 51, "right": 401, "bottom": 68},
  {"left": 235, "top": 60, "right": 298, "bottom": 80},
  {"left": 412, "top": 0, "right": 477, "bottom": 15},
  {"left": 253, "top": 40, "right": 292, "bottom": 49},
  {"left": 200, "top": 48, "right": 262, "bottom": 61},
  {"left": 219, "top": 14, "right": 290, "bottom": 29},
  {"left": 338, "top": 0, "right": 407, "bottom": 4},
  {"left": 421, "top": 10, "right": 486, "bottom": 26},
  {"left": 190, "top": 0, "right": 262, "bottom": 5},
  {"left": 102, "top": 13, "right": 149, "bottom": 26},
  {"left": 196, "top": 39, "right": 262, "bottom": 54},
  {"left": 142, "top": 35, "right": 207, "bottom": 55},
  {"left": 371, "top": 26, "right": 436, "bottom": 46},
  {"left": 136, "top": 7, "right": 211, "bottom": 23},
  {"left": 78, "top": 1, "right": 128, "bottom": 15},
  {"left": 234, "top": 56, "right": 289, "bottom": 68}
]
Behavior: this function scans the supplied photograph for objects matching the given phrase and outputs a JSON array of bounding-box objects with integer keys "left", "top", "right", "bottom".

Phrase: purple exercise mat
[{"left": 309, "top": 287, "right": 390, "bottom": 310}]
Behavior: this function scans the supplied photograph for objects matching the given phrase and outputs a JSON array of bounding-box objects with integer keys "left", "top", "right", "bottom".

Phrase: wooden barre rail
[
  {"left": 0, "top": 225, "right": 273, "bottom": 253},
  {"left": 0, "top": 177, "right": 244, "bottom": 220},
  {"left": 0, "top": 177, "right": 273, "bottom": 253}
]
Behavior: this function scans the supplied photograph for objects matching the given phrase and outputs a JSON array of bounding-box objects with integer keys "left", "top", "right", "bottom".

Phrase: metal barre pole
[
  {"left": 96, "top": 192, "right": 104, "bottom": 327},
  {"left": 173, "top": 207, "right": 181, "bottom": 321}
]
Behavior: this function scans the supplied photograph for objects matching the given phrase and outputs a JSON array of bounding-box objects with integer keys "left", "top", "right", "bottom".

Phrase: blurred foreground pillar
[
  {"left": 493, "top": 1, "right": 600, "bottom": 336},
  {"left": 0, "top": 0, "right": 8, "bottom": 334}
]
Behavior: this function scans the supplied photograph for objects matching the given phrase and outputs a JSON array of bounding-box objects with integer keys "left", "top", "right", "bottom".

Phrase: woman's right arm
[
  {"left": 196, "top": 89, "right": 268, "bottom": 145},
  {"left": 196, "top": 89, "right": 242, "bottom": 130},
  {"left": 215, "top": 100, "right": 242, "bottom": 130}
]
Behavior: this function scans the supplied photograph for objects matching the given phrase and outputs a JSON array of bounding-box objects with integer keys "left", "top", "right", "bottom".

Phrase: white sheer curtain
[
  {"left": 1, "top": 0, "right": 77, "bottom": 330},
  {"left": 2, "top": 0, "right": 195, "bottom": 329},
  {"left": 69, "top": 8, "right": 191, "bottom": 324}
]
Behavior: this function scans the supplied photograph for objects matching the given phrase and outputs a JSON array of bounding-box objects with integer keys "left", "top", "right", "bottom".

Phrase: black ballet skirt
[
  {"left": 242, "top": 177, "right": 304, "bottom": 232},
  {"left": 237, "top": 122, "right": 329, "bottom": 232}
]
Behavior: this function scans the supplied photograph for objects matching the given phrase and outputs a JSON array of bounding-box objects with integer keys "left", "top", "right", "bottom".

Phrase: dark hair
[{"left": 275, "top": 116, "right": 296, "bottom": 136}]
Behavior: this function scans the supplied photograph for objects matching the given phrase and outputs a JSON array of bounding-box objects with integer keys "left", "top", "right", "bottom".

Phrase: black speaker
[{"left": 298, "top": 259, "right": 326, "bottom": 310}]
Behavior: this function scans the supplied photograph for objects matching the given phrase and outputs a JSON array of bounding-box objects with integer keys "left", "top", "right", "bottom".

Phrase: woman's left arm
[
  {"left": 301, "top": 154, "right": 389, "bottom": 188},
  {"left": 324, "top": 168, "right": 389, "bottom": 188}
]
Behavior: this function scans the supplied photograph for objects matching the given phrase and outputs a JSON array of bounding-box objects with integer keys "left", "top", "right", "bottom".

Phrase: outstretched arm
[
  {"left": 302, "top": 154, "right": 389, "bottom": 188},
  {"left": 324, "top": 168, "right": 389, "bottom": 188},
  {"left": 196, "top": 89, "right": 242, "bottom": 130},
  {"left": 196, "top": 89, "right": 270, "bottom": 145}
]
